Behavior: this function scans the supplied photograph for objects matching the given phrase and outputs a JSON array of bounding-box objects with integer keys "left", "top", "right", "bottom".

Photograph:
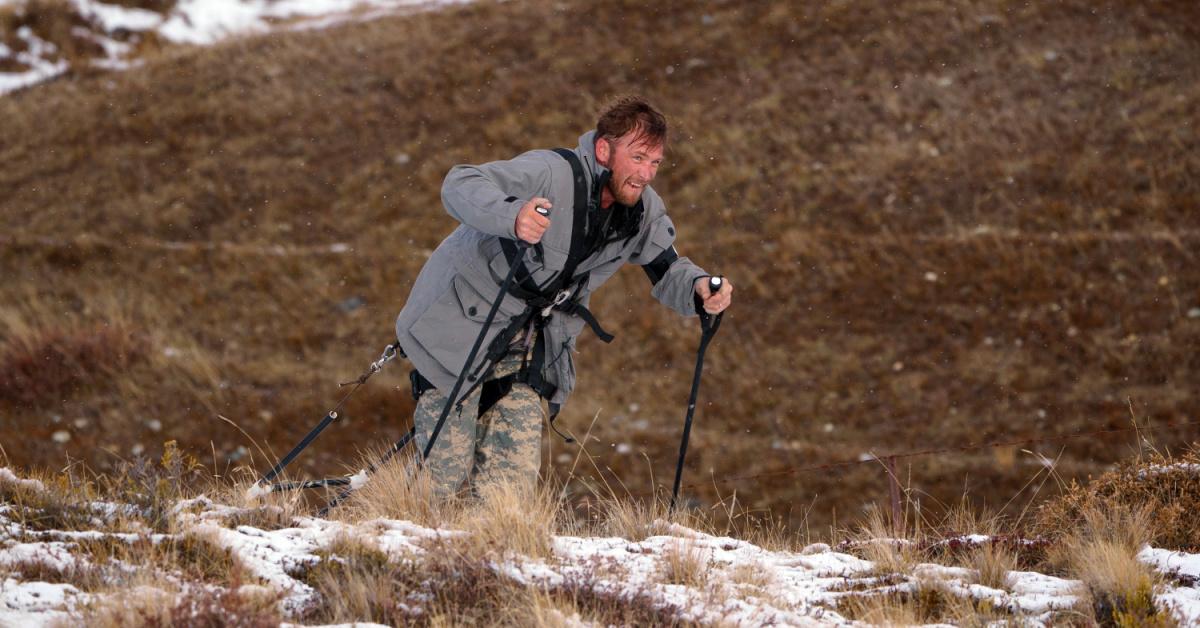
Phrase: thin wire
[{"left": 654, "top": 417, "right": 1200, "bottom": 496}]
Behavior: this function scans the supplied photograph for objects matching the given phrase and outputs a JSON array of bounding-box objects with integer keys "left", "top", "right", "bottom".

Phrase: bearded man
[{"left": 395, "top": 96, "right": 733, "bottom": 497}]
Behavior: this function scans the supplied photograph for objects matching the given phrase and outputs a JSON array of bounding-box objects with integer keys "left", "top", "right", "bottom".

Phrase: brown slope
[{"left": 1, "top": 0, "right": 1198, "bottom": 535}]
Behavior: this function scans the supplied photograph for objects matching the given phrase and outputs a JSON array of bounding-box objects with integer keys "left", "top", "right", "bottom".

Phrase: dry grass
[
  {"left": 334, "top": 451, "right": 448, "bottom": 527},
  {"left": 297, "top": 530, "right": 683, "bottom": 626},
  {"left": 0, "top": 306, "right": 147, "bottom": 409},
  {"left": 1045, "top": 503, "right": 1175, "bottom": 626},
  {"left": 971, "top": 542, "right": 1017, "bottom": 591},
  {"left": 70, "top": 581, "right": 281, "bottom": 628},
  {"left": 847, "top": 507, "right": 924, "bottom": 576},
  {"left": 0, "top": 0, "right": 174, "bottom": 77},
  {"left": 839, "top": 578, "right": 956, "bottom": 626},
  {"left": 841, "top": 576, "right": 1018, "bottom": 627},
  {"left": 657, "top": 541, "right": 711, "bottom": 588},
  {"left": 299, "top": 533, "right": 404, "bottom": 625},
  {"left": 452, "top": 480, "right": 560, "bottom": 560},
  {"left": 1, "top": 0, "right": 1199, "bottom": 538}
]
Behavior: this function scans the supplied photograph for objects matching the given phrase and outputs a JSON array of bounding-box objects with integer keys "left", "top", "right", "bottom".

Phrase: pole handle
[{"left": 708, "top": 275, "right": 723, "bottom": 295}]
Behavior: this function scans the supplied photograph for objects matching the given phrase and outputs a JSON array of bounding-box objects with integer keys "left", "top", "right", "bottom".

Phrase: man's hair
[{"left": 596, "top": 96, "right": 668, "bottom": 148}]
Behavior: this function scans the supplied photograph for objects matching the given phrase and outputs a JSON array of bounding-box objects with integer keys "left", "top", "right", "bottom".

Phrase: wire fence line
[
  {"left": 661, "top": 417, "right": 1200, "bottom": 495},
  {"left": 5, "top": 227, "right": 1200, "bottom": 259},
  {"left": 0, "top": 233, "right": 355, "bottom": 257}
]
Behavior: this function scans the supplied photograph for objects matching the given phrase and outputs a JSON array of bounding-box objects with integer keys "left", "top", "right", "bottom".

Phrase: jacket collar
[{"left": 576, "top": 130, "right": 608, "bottom": 191}]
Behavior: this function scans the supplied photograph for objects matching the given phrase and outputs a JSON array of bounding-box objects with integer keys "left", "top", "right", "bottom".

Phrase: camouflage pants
[{"left": 413, "top": 351, "right": 544, "bottom": 498}]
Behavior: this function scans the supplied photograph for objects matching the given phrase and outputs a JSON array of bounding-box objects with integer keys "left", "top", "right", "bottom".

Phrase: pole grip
[{"left": 708, "top": 275, "right": 723, "bottom": 295}]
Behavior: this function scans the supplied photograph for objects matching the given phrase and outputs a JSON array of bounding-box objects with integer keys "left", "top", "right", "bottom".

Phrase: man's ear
[{"left": 595, "top": 137, "right": 612, "bottom": 167}]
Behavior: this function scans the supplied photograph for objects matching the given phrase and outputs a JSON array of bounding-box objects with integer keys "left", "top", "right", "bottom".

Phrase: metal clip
[{"left": 542, "top": 289, "right": 572, "bottom": 317}]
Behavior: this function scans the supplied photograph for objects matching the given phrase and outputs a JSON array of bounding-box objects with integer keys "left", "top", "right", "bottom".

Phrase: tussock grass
[
  {"left": 1, "top": 477, "right": 95, "bottom": 532},
  {"left": 847, "top": 507, "right": 924, "bottom": 576},
  {"left": 840, "top": 577, "right": 1016, "bottom": 627},
  {"left": 2, "top": 558, "right": 108, "bottom": 592},
  {"left": 453, "top": 480, "right": 559, "bottom": 560},
  {"left": 335, "top": 452, "right": 447, "bottom": 527},
  {"left": 1044, "top": 503, "right": 1176, "bottom": 626},
  {"left": 839, "top": 578, "right": 953, "bottom": 626},
  {"left": 592, "top": 494, "right": 695, "bottom": 542},
  {"left": 970, "top": 542, "right": 1017, "bottom": 591},
  {"left": 658, "top": 541, "right": 710, "bottom": 588}
]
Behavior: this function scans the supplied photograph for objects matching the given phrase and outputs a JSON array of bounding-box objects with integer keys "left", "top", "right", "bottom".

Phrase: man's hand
[
  {"left": 515, "top": 197, "right": 552, "bottom": 244},
  {"left": 695, "top": 276, "right": 733, "bottom": 314}
]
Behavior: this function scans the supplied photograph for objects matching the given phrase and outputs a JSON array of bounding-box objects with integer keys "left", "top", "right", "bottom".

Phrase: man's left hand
[{"left": 695, "top": 276, "right": 733, "bottom": 315}]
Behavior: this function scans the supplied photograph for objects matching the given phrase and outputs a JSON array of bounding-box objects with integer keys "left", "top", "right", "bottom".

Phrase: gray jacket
[{"left": 395, "top": 131, "right": 707, "bottom": 406}]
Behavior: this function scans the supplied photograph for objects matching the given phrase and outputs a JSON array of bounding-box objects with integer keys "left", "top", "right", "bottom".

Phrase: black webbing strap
[
  {"left": 496, "top": 147, "right": 616, "bottom": 344},
  {"left": 552, "top": 147, "right": 592, "bottom": 285}
]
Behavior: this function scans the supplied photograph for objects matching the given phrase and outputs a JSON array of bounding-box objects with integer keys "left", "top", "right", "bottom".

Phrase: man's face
[{"left": 596, "top": 131, "right": 665, "bottom": 206}]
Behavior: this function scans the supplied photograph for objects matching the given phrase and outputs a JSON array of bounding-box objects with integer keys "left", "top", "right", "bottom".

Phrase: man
[{"left": 395, "top": 96, "right": 733, "bottom": 497}]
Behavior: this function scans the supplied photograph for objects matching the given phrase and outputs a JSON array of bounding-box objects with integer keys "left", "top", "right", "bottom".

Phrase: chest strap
[{"left": 497, "top": 146, "right": 616, "bottom": 344}]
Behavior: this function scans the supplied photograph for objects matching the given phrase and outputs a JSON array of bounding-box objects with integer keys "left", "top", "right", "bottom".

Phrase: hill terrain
[{"left": 1, "top": 0, "right": 1199, "bottom": 534}]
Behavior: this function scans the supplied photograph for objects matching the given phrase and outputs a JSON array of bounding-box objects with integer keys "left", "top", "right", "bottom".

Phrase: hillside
[{"left": 1, "top": 0, "right": 1199, "bottom": 534}]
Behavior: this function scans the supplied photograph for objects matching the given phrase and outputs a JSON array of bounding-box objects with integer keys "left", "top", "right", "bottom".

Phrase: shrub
[
  {"left": 1036, "top": 450, "right": 1200, "bottom": 552},
  {"left": 0, "top": 317, "right": 147, "bottom": 409}
]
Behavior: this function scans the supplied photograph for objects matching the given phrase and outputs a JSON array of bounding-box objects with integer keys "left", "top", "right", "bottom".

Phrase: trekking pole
[
  {"left": 317, "top": 426, "right": 416, "bottom": 515},
  {"left": 252, "top": 341, "right": 401, "bottom": 491},
  {"left": 420, "top": 206, "right": 550, "bottom": 462},
  {"left": 669, "top": 276, "right": 725, "bottom": 513},
  {"left": 271, "top": 427, "right": 418, "bottom": 494}
]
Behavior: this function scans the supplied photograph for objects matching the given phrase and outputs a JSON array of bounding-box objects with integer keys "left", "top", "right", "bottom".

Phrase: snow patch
[{"left": 0, "top": 468, "right": 45, "bottom": 492}]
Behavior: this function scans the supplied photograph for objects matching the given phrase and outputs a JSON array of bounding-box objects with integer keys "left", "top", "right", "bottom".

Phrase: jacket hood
[{"left": 576, "top": 130, "right": 608, "bottom": 190}]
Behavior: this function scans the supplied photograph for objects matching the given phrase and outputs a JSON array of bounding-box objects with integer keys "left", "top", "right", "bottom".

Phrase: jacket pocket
[{"left": 408, "top": 275, "right": 522, "bottom": 376}]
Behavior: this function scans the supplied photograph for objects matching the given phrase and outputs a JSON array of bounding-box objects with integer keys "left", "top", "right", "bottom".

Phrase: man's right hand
[{"left": 515, "top": 197, "right": 552, "bottom": 244}]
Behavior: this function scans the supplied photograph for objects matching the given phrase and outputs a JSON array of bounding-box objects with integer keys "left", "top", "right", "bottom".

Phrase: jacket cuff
[
  {"left": 500, "top": 197, "right": 524, "bottom": 240},
  {"left": 652, "top": 256, "right": 709, "bottom": 318}
]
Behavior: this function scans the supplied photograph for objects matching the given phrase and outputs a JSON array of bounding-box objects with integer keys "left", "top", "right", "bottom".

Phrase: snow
[
  {"left": 1137, "top": 463, "right": 1200, "bottom": 478},
  {"left": 244, "top": 482, "right": 271, "bottom": 501},
  {"left": 1155, "top": 585, "right": 1200, "bottom": 626},
  {"left": 0, "top": 578, "right": 86, "bottom": 626},
  {"left": 74, "top": 0, "right": 163, "bottom": 32},
  {"left": 348, "top": 469, "right": 370, "bottom": 489},
  {"left": 0, "top": 27, "right": 69, "bottom": 95},
  {"left": 3, "top": 466, "right": 1200, "bottom": 625},
  {"left": 0, "top": 469, "right": 44, "bottom": 493},
  {"left": 1140, "top": 546, "right": 1200, "bottom": 582},
  {"left": 0, "top": 0, "right": 467, "bottom": 94},
  {"left": 0, "top": 542, "right": 79, "bottom": 573}
]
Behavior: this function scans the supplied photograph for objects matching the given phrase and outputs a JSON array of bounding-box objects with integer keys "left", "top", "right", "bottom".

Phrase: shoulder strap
[
  {"left": 501, "top": 148, "right": 592, "bottom": 297},
  {"left": 550, "top": 147, "right": 590, "bottom": 290}
]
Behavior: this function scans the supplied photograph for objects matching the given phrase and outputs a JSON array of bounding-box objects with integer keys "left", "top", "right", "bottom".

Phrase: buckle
[{"left": 542, "top": 289, "right": 572, "bottom": 317}]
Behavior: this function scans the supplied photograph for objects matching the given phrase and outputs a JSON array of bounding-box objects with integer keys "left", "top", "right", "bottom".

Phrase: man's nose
[{"left": 641, "top": 163, "right": 657, "bottom": 180}]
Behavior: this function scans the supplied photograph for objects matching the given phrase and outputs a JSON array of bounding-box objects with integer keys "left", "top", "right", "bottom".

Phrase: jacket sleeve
[
  {"left": 630, "top": 213, "right": 709, "bottom": 318},
  {"left": 440, "top": 151, "right": 553, "bottom": 239}
]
